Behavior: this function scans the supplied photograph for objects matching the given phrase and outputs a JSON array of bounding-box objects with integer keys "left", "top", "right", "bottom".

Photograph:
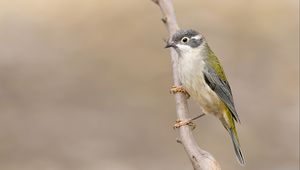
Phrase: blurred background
[{"left": 0, "top": 0, "right": 299, "bottom": 170}]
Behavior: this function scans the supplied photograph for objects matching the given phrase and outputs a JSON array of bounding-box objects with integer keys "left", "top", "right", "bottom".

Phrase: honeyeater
[{"left": 166, "top": 29, "right": 245, "bottom": 165}]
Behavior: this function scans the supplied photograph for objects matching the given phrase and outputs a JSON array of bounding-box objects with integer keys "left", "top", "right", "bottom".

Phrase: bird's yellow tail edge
[{"left": 223, "top": 107, "right": 246, "bottom": 165}]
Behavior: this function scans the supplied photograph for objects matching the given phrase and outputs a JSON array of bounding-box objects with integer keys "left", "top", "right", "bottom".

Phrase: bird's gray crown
[
  {"left": 171, "top": 29, "right": 204, "bottom": 48},
  {"left": 172, "top": 29, "right": 199, "bottom": 42}
]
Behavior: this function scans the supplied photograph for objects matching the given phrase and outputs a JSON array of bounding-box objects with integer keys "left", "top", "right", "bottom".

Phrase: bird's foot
[
  {"left": 173, "top": 114, "right": 206, "bottom": 130},
  {"left": 170, "top": 85, "right": 190, "bottom": 99},
  {"left": 173, "top": 119, "right": 196, "bottom": 130}
]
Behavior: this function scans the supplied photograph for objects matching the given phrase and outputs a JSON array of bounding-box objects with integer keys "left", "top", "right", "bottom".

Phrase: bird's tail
[
  {"left": 229, "top": 126, "right": 245, "bottom": 165},
  {"left": 220, "top": 108, "right": 245, "bottom": 165}
]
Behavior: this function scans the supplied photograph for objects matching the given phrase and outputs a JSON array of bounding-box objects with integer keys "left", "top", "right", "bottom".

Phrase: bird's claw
[
  {"left": 173, "top": 119, "right": 196, "bottom": 130},
  {"left": 170, "top": 85, "right": 190, "bottom": 99}
]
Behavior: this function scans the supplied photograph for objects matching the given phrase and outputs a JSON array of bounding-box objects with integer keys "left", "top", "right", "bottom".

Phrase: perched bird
[{"left": 166, "top": 29, "right": 245, "bottom": 165}]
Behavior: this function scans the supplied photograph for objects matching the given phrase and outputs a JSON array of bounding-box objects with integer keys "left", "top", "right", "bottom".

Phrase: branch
[{"left": 152, "top": 0, "right": 221, "bottom": 169}]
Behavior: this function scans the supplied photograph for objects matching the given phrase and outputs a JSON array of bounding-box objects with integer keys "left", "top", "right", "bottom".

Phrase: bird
[{"left": 165, "top": 29, "right": 245, "bottom": 165}]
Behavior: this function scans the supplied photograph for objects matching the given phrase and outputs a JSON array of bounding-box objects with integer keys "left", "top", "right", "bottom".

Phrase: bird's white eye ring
[{"left": 181, "top": 37, "right": 189, "bottom": 43}]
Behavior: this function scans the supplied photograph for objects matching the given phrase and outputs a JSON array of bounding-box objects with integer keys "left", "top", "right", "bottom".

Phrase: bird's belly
[{"left": 179, "top": 69, "right": 223, "bottom": 116}]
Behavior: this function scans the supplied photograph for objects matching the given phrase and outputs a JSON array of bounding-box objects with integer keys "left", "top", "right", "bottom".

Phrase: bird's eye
[{"left": 181, "top": 37, "right": 189, "bottom": 43}]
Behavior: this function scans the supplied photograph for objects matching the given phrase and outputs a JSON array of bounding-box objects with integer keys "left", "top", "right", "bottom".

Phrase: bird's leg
[
  {"left": 173, "top": 113, "right": 206, "bottom": 130},
  {"left": 190, "top": 113, "right": 206, "bottom": 121},
  {"left": 170, "top": 85, "right": 190, "bottom": 99}
]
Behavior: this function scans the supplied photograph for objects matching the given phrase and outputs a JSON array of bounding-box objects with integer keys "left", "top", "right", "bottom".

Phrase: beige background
[{"left": 0, "top": 0, "right": 299, "bottom": 170}]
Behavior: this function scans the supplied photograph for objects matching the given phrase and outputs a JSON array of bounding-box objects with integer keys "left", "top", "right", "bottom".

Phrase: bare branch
[{"left": 152, "top": 0, "right": 221, "bottom": 169}]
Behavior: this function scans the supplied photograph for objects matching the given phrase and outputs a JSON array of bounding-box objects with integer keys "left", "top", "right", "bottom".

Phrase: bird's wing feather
[{"left": 203, "top": 46, "right": 240, "bottom": 123}]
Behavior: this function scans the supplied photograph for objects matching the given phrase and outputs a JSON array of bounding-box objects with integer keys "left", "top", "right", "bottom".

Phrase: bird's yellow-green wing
[
  {"left": 207, "top": 45, "right": 228, "bottom": 82},
  {"left": 203, "top": 45, "right": 240, "bottom": 122}
]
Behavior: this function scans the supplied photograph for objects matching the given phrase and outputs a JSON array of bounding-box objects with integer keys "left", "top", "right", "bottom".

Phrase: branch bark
[{"left": 152, "top": 0, "right": 221, "bottom": 169}]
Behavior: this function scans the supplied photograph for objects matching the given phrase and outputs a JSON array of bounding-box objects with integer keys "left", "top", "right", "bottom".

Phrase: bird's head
[{"left": 165, "top": 29, "right": 206, "bottom": 56}]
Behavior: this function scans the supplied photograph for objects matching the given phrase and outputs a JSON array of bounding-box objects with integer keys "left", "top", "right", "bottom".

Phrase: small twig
[
  {"left": 161, "top": 17, "right": 167, "bottom": 24},
  {"left": 152, "top": 0, "right": 221, "bottom": 170},
  {"left": 176, "top": 138, "right": 182, "bottom": 144},
  {"left": 151, "top": 0, "right": 159, "bottom": 5}
]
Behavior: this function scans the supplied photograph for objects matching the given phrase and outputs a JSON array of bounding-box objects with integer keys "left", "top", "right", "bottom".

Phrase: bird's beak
[{"left": 165, "top": 41, "right": 176, "bottom": 48}]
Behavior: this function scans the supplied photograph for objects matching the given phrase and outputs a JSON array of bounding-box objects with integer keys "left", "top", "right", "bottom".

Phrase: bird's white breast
[{"left": 177, "top": 49, "right": 223, "bottom": 116}]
